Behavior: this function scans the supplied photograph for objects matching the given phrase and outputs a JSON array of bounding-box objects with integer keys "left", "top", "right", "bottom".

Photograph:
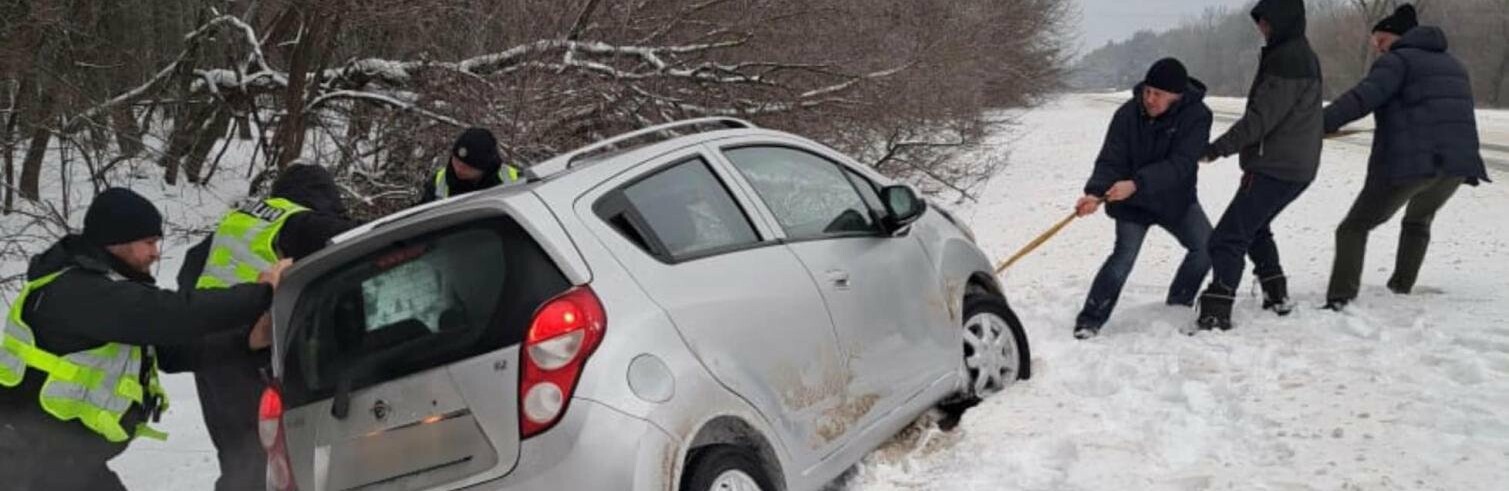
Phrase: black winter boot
[
  {"left": 1197, "top": 284, "right": 1236, "bottom": 332},
  {"left": 1259, "top": 275, "right": 1293, "bottom": 316}
]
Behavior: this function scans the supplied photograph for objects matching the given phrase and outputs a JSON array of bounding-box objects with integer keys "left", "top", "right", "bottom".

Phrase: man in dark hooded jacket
[
  {"left": 1321, "top": 4, "right": 1491, "bottom": 310},
  {"left": 1, "top": 188, "right": 286, "bottom": 490},
  {"left": 170, "top": 163, "right": 360, "bottom": 491},
  {"left": 1197, "top": 0, "right": 1324, "bottom": 331},
  {"left": 1073, "top": 58, "right": 1214, "bottom": 340}
]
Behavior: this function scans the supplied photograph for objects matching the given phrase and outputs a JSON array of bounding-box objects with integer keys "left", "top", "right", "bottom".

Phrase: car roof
[{"left": 332, "top": 118, "right": 849, "bottom": 244}]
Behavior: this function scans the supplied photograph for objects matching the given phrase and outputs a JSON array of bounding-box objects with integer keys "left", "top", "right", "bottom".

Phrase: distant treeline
[{"left": 1071, "top": 0, "right": 1509, "bottom": 107}]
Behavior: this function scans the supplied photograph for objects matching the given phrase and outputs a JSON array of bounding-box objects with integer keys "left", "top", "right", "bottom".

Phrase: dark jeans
[
  {"left": 1208, "top": 172, "right": 1310, "bottom": 292},
  {"left": 1077, "top": 202, "right": 1213, "bottom": 328},
  {"left": 1327, "top": 175, "right": 1465, "bottom": 301}
]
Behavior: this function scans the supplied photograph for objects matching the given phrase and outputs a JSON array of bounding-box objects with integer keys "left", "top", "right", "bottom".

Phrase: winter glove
[{"left": 1200, "top": 146, "right": 1221, "bottom": 164}]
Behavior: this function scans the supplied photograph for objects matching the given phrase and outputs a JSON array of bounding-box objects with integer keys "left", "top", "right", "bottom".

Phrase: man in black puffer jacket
[
  {"left": 1073, "top": 58, "right": 1214, "bottom": 340},
  {"left": 168, "top": 163, "right": 361, "bottom": 491},
  {"left": 1197, "top": 0, "right": 1324, "bottom": 331},
  {"left": 1321, "top": 4, "right": 1491, "bottom": 309}
]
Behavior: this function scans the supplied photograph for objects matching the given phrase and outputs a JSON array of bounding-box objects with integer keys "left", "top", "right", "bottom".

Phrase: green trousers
[{"left": 1327, "top": 175, "right": 1465, "bottom": 301}]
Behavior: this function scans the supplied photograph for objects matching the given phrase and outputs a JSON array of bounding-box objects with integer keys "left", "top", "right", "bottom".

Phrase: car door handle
[{"left": 825, "top": 270, "right": 851, "bottom": 289}]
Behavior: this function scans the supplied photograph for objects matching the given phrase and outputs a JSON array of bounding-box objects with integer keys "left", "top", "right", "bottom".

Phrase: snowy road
[
  {"left": 108, "top": 94, "right": 1509, "bottom": 489},
  {"left": 848, "top": 94, "right": 1509, "bottom": 491}
]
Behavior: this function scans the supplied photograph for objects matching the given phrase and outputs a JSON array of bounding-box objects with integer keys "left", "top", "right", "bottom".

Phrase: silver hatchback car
[{"left": 259, "top": 118, "right": 1031, "bottom": 491}]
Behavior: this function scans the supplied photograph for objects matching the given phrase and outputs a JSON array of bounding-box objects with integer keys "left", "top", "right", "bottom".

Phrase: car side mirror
[{"left": 880, "top": 185, "right": 927, "bottom": 234}]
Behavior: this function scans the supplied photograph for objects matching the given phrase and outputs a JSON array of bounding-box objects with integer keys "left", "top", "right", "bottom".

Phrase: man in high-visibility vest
[
  {"left": 0, "top": 188, "right": 288, "bottom": 490},
  {"left": 169, "top": 163, "right": 359, "bottom": 491},
  {"left": 418, "top": 127, "right": 522, "bottom": 204}
]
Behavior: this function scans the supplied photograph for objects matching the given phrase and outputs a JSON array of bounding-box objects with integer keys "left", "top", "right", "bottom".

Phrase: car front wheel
[{"left": 961, "top": 293, "right": 1031, "bottom": 399}]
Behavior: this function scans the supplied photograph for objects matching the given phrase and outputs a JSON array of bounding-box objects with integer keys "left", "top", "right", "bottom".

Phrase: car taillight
[
  {"left": 260, "top": 386, "right": 298, "bottom": 491},
  {"left": 519, "top": 286, "right": 606, "bottom": 438}
]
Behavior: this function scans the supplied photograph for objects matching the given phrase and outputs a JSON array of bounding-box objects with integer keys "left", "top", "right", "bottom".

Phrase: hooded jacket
[
  {"left": 1086, "top": 80, "right": 1215, "bottom": 226},
  {"left": 1206, "top": 0, "right": 1325, "bottom": 184},
  {"left": 165, "top": 165, "right": 360, "bottom": 490},
  {"left": 0, "top": 236, "right": 270, "bottom": 458},
  {"left": 167, "top": 165, "right": 360, "bottom": 372},
  {"left": 1324, "top": 26, "right": 1491, "bottom": 186}
]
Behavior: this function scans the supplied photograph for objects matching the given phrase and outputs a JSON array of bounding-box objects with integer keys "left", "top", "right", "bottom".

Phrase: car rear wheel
[{"left": 682, "top": 445, "right": 776, "bottom": 491}]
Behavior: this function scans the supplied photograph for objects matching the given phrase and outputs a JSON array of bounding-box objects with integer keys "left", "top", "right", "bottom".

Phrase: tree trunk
[
  {"left": 19, "top": 126, "right": 49, "bottom": 201},
  {"left": 184, "top": 106, "right": 233, "bottom": 184},
  {"left": 58, "top": 133, "right": 69, "bottom": 221},
  {"left": 273, "top": 8, "right": 318, "bottom": 169},
  {"left": 3, "top": 141, "right": 13, "bottom": 214},
  {"left": 159, "top": 102, "right": 217, "bottom": 185},
  {"left": 2, "top": 80, "right": 18, "bottom": 214},
  {"left": 112, "top": 104, "right": 145, "bottom": 157}
]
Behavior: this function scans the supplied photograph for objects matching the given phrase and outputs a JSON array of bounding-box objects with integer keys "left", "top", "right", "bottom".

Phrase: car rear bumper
[{"left": 464, "top": 398, "right": 678, "bottom": 491}]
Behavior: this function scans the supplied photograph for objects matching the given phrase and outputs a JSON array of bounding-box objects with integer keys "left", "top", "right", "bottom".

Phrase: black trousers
[
  {"left": 1326, "top": 175, "right": 1465, "bottom": 301},
  {"left": 1208, "top": 172, "right": 1310, "bottom": 292},
  {"left": 196, "top": 357, "right": 268, "bottom": 491},
  {"left": 1, "top": 404, "right": 129, "bottom": 491}
]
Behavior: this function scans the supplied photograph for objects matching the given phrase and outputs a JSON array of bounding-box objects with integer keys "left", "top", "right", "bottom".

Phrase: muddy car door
[{"left": 582, "top": 149, "right": 851, "bottom": 467}]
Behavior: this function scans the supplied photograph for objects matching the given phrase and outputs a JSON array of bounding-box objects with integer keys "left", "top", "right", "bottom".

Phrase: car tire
[
  {"left": 941, "top": 293, "right": 1030, "bottom": 427},
  {"left": 681, "top": 445, "right": 778, "bottom": 491}
]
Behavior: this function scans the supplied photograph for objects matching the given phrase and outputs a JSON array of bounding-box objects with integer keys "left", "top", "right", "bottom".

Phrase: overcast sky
[{"left": 1074, "top": 0, "right": 1254, "bottom": 54}]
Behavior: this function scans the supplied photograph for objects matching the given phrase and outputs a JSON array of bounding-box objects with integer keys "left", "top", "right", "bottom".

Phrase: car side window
[
  {"left": 596, "top": 157, "right": 760, "bottom": 261},
  {"left": 722, "top": 146, "right": 881, "bottom": 240}
]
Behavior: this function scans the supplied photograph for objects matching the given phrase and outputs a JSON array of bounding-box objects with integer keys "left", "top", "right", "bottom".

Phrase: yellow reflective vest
[
  {"left": 433, "top": 165, "right": 522, "bottom": 200},
  {"left": 197, "top": 198, "right": 307, "bottom": 289},
  {"left": 1, "top": 270, "right": 170, "bottom": 442}
]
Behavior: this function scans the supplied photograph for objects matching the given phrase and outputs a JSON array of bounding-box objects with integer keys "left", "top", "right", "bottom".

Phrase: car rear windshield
[{"left": 280, "top": 216, "right": 570, "bottom": 407}]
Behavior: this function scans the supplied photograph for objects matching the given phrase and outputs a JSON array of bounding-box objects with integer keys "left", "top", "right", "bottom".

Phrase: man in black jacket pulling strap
[{"left": 1198, "top": 0, "right": 1324, "bottom": 332}]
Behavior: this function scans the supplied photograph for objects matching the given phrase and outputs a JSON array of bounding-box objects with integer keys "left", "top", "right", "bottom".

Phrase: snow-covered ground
[
  {"left": 849, "top": 94, "right": 1509, "bottom": 490},
  {"left": 4, "top": 93, "right": 1506, "bottom": 489}
]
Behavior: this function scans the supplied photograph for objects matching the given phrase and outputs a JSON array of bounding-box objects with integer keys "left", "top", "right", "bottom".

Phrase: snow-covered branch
[{"left": 305, "top": 90, "right": 468, "bottom": 128}]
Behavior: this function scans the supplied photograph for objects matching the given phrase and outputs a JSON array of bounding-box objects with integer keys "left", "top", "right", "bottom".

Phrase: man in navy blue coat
[
  {"left": 1073, "top": 58, "right": 1215, "bottom": 339},
  {"left": 1322, "top": 4, "right": 1491, "bottom": 309}
]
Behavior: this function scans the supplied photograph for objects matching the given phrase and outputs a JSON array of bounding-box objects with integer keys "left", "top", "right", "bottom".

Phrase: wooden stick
[{"left": 994, "top": 209, "right": 1081, "bottom": 275}]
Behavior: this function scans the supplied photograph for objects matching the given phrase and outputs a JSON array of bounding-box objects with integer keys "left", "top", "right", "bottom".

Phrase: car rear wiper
[
  {"left": 326, "top": 316, "right": 491, "bottom": 420},
  {"left": 329, "top": 330, "right": 469, "bottom": 419}
]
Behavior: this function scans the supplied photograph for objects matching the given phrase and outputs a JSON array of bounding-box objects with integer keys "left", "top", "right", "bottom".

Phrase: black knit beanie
[
  {"left": 451, "top": 127, "right": 503, "bottom": 174},
  {"left": 83, "top": 188, "right": 163, "bottom": 246},
  {"left": 1373, "top": 4, "right": 1418, "bottom": 36},
  {"left": 1145, "top": 58, "right": 1189, "bottom": 94}
]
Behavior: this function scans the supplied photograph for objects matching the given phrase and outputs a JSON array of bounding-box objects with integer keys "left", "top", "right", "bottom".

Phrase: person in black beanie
[
  {"left": 0, "top": 188, "right": 290, "bottom": 490},
  {"left": 418, "top": 127, "right": 524, "bottom": 204},
  {"left": 167, "top": 163, "right": 361, "bottom": 491},
  {"left": 1371, "top": 3, "right": 1417, "bottom": 37},
  {"left": 1321, "top": 3, "right": 1491, "bottom": 310},
  {"left": 1195, "top": 0, "right": 1324, "bottom": 332},
  {"left": 1072, "top": 57, "right": 1215, "bottom": 339}
]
